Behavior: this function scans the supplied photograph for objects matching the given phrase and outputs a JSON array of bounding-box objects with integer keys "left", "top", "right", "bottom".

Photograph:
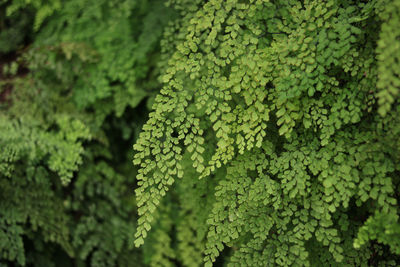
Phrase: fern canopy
[
  {"left": 133, "top": 0, "right": 400, "bottom": 266},
  {"left": 1, "top": 0, "right": 400, "bottom": 266}
]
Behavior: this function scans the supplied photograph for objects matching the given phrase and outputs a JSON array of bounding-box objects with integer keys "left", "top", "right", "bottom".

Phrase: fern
[
  {"left": 133, "top": 0, "right": 400, "bottom": 265},
  {"left": 376, "top": 0, "right": 400, "bottom": 116},
  {"left": 0, "top": 0, "right": 172, "bottom": 266},
  {"left": 2, "top": 0, "right": 400, "bottom": 266},
  {"left": 5, "top": 0, "right": 61, "bottom": 31},
  {"left": 31, "top": 0, "right": 175, "bottom": 116}
]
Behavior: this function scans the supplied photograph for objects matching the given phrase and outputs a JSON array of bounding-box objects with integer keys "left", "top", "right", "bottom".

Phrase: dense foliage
[
  {"left": 133, "top": 0, "right": 400, "bottom": 266},
  {"left": 0, "top": 0, "right": 173, "bottom": 266},
  {"left": 1, "top": 0, "right": 400, "bottom": 266}
]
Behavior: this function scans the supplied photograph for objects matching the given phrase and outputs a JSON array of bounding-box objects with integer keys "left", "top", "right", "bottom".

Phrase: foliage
[
  {"left": 29, "top": 0, "right": 174, "bottom": 116},
  {"left": 376, "top": 0, "right": 400, "bottom": 116},
  {"left": 5, "top": 0, "right": 61, "bottom": 31},
  {"left": 0, "top": 0, "right": 173, "bottom": 266},
  {"left": 133, "top": 0, "right": 400, "bottom": 266},
  {"left": 1, "top": 0, "right": 400, "bottom": 266},
  {"left": 0, "top": 2, "right": 33, "bottom": 54},
  {"left": 0, "top": 70, "right": 144, "bottom": 266}
]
